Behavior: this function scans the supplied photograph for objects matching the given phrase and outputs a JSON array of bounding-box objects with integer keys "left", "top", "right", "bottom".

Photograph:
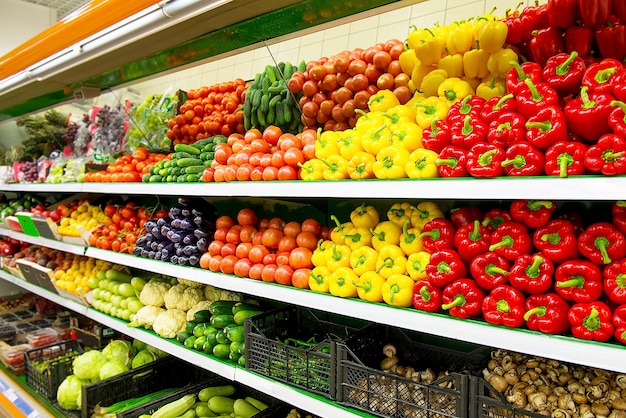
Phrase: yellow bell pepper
[
  {"left": 407, "top": 26, "right": 433, "bottom": 50},
  {"left": 326, "top": 244, "right": 352, "bottom": 272},
  {"left": 412, "top": 96, "right": 449, "bottom": 129},
  {"left": 463, "top": 76, "right": 482, "bottom": 92},
  {"left": 321, "top": 155, "right": 349, "bottom": 180},
  {"left": 353, "top": 271, "right": 385, "bottom": 303},
  {"left": 476, "top": 75, "right": 506, "bottom": 100},
  {"left": 350, "top": 203, "right": 380, "bottom": 229},
  {"left": 373, "top": 145, "right": 410, "bottom": 179},
  {"left": 390, "top": 121, "right": 423, "bottom": 152},
  {"left": 347, "top": 151, "right": 376, "bottom": 179},
  {"left": 446, "top": 21, "right": 475, "bottom": 55},
  {"left": 355, "top": 109, "right": 386, "bottom": 131},
  {"left": 405, "top": 148, "right": 439, "bottom": 179},
  {"left": 437, "top": 77, "right": 474, "bottom": 104},
  {"left": 315, "top": 129, "right": 340, "bottom": 159},
  {"left": 486, "top": 48, "right": 519, "bottom": 79},
  {"left": 376, "top": 244, "right": 407, "bottom": 278},
  {"left": 342, "top": 225, "right": 373, "bottom": 251},
  {"left": 298, "top": 158, "right": 325, "bottom": 181},
  {"left": 329, "top": 267, "right": 359, "bottom": 298},
  {"left": 420, "top": 68, "right": 448, "bottom": 97},
  {"left": 399, "top": 44, "right": 418, "bottom": 74},
  {"left": 406, "top": 251, "right": 431, "bottom": 281},
  {"left": 370, "top": 220, "right": 402, "bottom": 251},
  {"left": 410, "top": 201, "right": 444, "bottom": 229},
  {"left": 437, "top": 53, "right": 464, "bottom": 79},
  {"left": 368, "top": 89, "right": 400, "bottom": 113},
  {"left": 462, "top": 43, "right": 490, "bottom": 79},
  {"left": 349, "top": 246, "right": 378, "bottom": 276},
  {"left": 476, "top": 19, "right": 508, "bottom": 54},
  {"left": 308, "top": 265, "right": 331, "bottom": 293},
  {"left": 337, "top": 130, "right": 364, "bottom": 160},
  {"left": 405, "top": 90, "right": 426, "bottom": 109},
  {"left": 381, "top": 274, "right": 414, "bottom": 307},
  {"left": 311, "top": 239, "right": 333, "bottom": 267},
  {"left": 330, "top": 215, "right": 352, "bottom": 245},
  {"left": 385, "top": 104, "right": 416, "bottom": 124},
  {"left": 399, "top": 219, "right": 425, "bottom": 255},
  {"left": 413, "top": 28, "right": 444, "bottom": 66},
  {"left": 411, "top": 64, "right": 437, "bottom": 91},
  {"left": 387, "top": 202, "right": 415, "bottom": 227},
  {"left": 360, "top": 124, "right": 393, "bottom": 156}
]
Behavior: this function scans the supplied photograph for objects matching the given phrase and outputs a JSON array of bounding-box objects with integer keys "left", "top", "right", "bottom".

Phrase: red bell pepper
[
  {"left": 426, "top": 249, "right": 467, "bottom": 287},
  {"left": 524, "top": 293, "right": 571, "bottom": 334},
  {"left": 480, "top": 94, "right": 518, "bottom": 124},
  {"left": 612, "top": 200, "right": 626, "bottom": 235},
  {"left": 614, "top": 0, "right": 626, "bottom": 21},
  {"left": 503, "top": 6, "right": 525, "bottom": 45},
  {"left": 584, "top": 133, "right": 626, "bottom": 175},
  {"left": 577, "top": 222, "right": 626, "bottom": 265},
  {"left": 487, "top": 111, "right": 526, "bottom": 149},
  {"left": 602, "top": 258, "right": 626, "bottom": 303},
  {"left": 555, "top": 211, "right": 585, "bottom": 235},
  {"left": 466, "top": 143, "right": 505, "bottom": 178},
  {"left": 555, "top": 260, "right": 603, "bottom": 303},
  {"left": 450, "top": 115, "right": 488, "bottom": 150},
  {"left": 564, "top": 86, "right": 615, "bottom": 142},
  {"left": 435, "top": 146, "right": 468, "bottom": 177},
  {"left": 482, "top": 208, "right": 512, "bottom": 232},
  {"left": 564, "top": 26, "right": 595, "bottom": 57},
  {"left": 595, "top": 18, "right": 626, "bottom": 61},
  {"left": 524, "top": 106, "right": 569, "bottom": 150},
  {"left": 612, "top": 304, "right": 626, "bottom": 344},
  {"left": 450, "top": 206, "right": 482, "bottom": 229},
  {"left": 505, "top": 61, "right": 543, "bottom": 95},
  {"left": 533, "top": 219, "right": 580, "bottom": 264},
  {"left": 568, "top": 301, "right": 614, "bottom": 342},
  {"left": 422, "top": 119, "right": 451, "bottom": 153},
  {"left": 577, "top": 0, "right": 613, "bottom": 27},
  {"left": 544, "top": 141, "right": 588, "bottom": 178},
  {"left": 489, "top": 221, "right": 533, "bottom": 261},
  {"left": 612, "top": 70, "right": 626, "bottom": 102},
  {"left": 582, "top": 58, "right": 622, "bottom": 95},
  {"left": 454, "top": 220, "right": 491, "bottom": 263},
  {"left": 548, "top": 0, "right": 579, "bottom": 28},
  {"left": 419, "top": 218, "right": 456, "bottom": 253},
  {"left": 521, "top": 2, "right": 550, "bottom": 40},
  {"left": 609, "top": 101, "right": 626, "bottom": 137},
  {"left": 541, "top": 52, "right": 586, "bottom": 98},
  {"left": 446, "top": 95, "right": 486, "bottom": 125},
  {"left": 441, "top": 278, "right": 485, "bottom": 319},
  {"left": 412, "top": 279, "right": 442, "bottom": 313},
  {"left": 470, "top": 251, "right": 510, "bottom": 290},
  {"left": 501, "top": 141, "right": 545, "bottom": 177},
  {"left": 482, "top": 285, "right": 526, "bottom": 328},
  {"left": 509, "top": 253, "right": 554, "bottom": 294},
  {"left": 515, "top": 79, "right": 560, "bottom": 119},
  {"left": 510, "top": 199, "right": 556, "bottom": 229},
  {"left": 529, "top": 27, "right": 565, "bottom": 68}
]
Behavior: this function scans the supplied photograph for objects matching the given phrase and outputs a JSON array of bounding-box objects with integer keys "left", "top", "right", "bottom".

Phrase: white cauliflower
[
  {"left": 139, "top": 281, "right": 171, "bottom": 307},
  {"left": 163, "top": 284, "right": 205, "bottom": 311},
  {"left": 186, "top": 300, "right": 213, "bottom": 321},
  {"left": 152, "top": 309, "right": 186, "bottom": 339},
  {"left": 128, "top": 306, "right": 165, "bottom": 329},
  {"left": 176, "top": 278, "right": 204, "bottom": 288}
]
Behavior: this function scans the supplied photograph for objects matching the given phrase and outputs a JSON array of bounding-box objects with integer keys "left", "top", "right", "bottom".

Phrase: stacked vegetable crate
[
  {"left": 25, "top": 339, "right": 83, "bottom": 400},
  {"left": 471, "top": 378, "right": 545, "bottom": 418}
]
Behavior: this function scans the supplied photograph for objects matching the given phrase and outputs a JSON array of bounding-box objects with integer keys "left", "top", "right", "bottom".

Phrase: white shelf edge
[{"left": 3, "top": 177, "right": 626, "bottom": 200}]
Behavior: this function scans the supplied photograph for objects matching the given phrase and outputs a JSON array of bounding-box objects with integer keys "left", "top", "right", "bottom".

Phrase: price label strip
[{"left": 0, "top": 371, "right": 46, "bottom": 418}]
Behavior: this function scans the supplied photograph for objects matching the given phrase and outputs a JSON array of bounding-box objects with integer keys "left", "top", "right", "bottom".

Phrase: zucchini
[
  {"left": 233, "top": 398, "right": 260, "bottom": 418},
  {"left": 212, "top": 343, "right": 231, "bottom": 358},
  {"left": 105, "top": 269, "right": 132, "bottom": 282},
  {"left": 197, "top": 385, "right": 236, "bottom": 402},
  {"left": 211, "top": 314, "right": 235, "bottom": 328},
  {"left": 233, "top": 310, "right": 263, "bottom": 326},
  {"left": 245, "top": 396, "right": 269, "bottom": 411},
  {"left": 209, "top": 300, "right": 238, "bottom": 314},
  {"left": 231, "top": 303, "right": 261, "bottom": 315},
  {"left": 177, "top": 157, "right": 203, "bottom": 168},
  {"left": 193, "top": 310, "right": 211, "bottom": 323},
  {"left": 174, "top": 143, "right": 202, "bottom": 155},
  {"left": 151, "top": 394, "right": 196, "bottom": 418}
]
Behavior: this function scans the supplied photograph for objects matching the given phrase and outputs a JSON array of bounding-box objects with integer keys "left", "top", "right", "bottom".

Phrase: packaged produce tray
[
  {"left": 336, "top": 325, "right": 490, "bottom": 418},
  {"left": 25, "top": 339, "right": 83, "bottom": 400},
  {"left": 245, "top": 306, "right": 362, "bottom": 399}
]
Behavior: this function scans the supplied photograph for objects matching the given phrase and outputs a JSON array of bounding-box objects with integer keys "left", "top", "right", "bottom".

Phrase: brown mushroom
[
  {"left": 381, "top": 355, "right": 399, "bottom": 371},
  {"left": 579, "top": 404, "right": 594, "bottom": 418},
  {"left": 382, "top": 343, "right": 397, "bottom": 358},
  {"left": 528, "top": 391, "right": 547, "bottom": 409},
  {"left": 616, "top": 375, "right": 626, "bottom": 390},
  {"left": 591, "top": 401, "right": 611, "bottom": 416},
  {"left": 609, "top": 411, "right": 626, "bottom": 418},
  {"left": 489, "top": 374, "right": 509, "bottom": 393},
  {"left": 557, "top": 393, "right": 575, "bottom": 411},
  {"left": 551, "top": 408, "right": 572, "bottom": 418},
  {"left": 614, "top": 397, "right": 626, "bottom": 411}
]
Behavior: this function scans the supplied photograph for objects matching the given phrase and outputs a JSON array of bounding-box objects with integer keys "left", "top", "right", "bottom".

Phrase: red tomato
[
  {"left": 104, "top": 204, "right": 117, "bottom": 217},
  {"left": 263, "top": 252, "right": 278, "bottom": 265},
  {"left": 220, "top": 242, "right": 237, "bottom": 257},
  {"left": 274, "top": 265, "right": 294, "bottom": 286},
  {"left": 296, "top": 231, "right": 318, "bottom": 251},
  {"left": 250, "top": 166, "right": 264, "bottom": 181},
  {"left": 261, "top": 264, "right": 278, "bottom": 282},
  {"left": 248, "top": 263, "right": 264, "bottom": 280},
  {"left": 261, "top": 228, "right": 283, "bottom": 248},
  {"left": 216, "top": 216, "right": 235, "bottom": 229},
  {"left": 292, "top": 268, "right": 311, "bottom": 289},
  {"left": 199, "top": 252, "right": 212, "bottom": 269},
  {"left": 257, "top": 218, "right": 270, "bottom": 229},
  {"left": 277, "top": 165, "right": 298, "bottom": 180},
  {"left": 225, "top": 225, "right": 242, "bottom": 244},
  {"left": 283, "top": 221, "right": 302, "bottom": 237},
  {"left": 248, "top": 245, "right": 270, "bottom": 264},
  {"left": 236, "top": 164, "right": 252, "bottom": 181},
  {"left": 289, "top": 247, "right": 313, "bottom": 269},
  {"left": 237, "top": 208, "right": 258, "bottom": 226},
  {"left": 263, "top": 126, "right": 282, "bottom": 145},
  {"left": 233, "top": 258, "right": 253, "bottom": 278},
  {"left": 208, "top": 240, "right": 225, "bottom": 256},
  {"left": 283, "top": 147, "right": 305, "bottom": 167},
  {"left": 277, "top": 133, "right": 302, "bottom": 151},
  {"left": 208, "top": 255, "right": 223, "bottom": 272},
  {"left": 219, "top": 255, "right": 238, "bottom": 274},
  {"left": 262, "top": 166, "right": 278, "bottom": 181},
  {"left": 276, "top": 251, "right": 291, "bottom": 266},
  {"left": 268, "top": 217, "right": 285, "bottom": 229},
  {"left": 235, "top": 242, "right": 252, "bottom": 259},
  {"left": 239, "top": 225, "right": 257, "bottom": 243},
  {"left": 301, "top": 218, "right": 322, "bottom": 236},
  {"left": 271, "top": 150, "right": 285, "bottom": 168},
  {"left": 277, "top": 235, "right": 298, "bottom": 253}
]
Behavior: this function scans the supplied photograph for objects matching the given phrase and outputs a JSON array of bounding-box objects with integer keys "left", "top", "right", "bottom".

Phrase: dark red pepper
[
  {"left": 466, "top": 143, "right": 505, "bottom": 178},
  {"left": 612, "top": 200, "right": 626, "bottom": 236},
  {"left": 509, "top": 253, "right": 554, "bottom": 294},
  {"left": 450, "top": 206, "right": 483, "bottom": 229},
  {"left": 487, "top": 111, "right": 526, "bottom": 149},
  {"left": 505, "top": 61, "right": 543, "bottom": 96},
  {"left": 595, "top": 17, "right": 626, "bottom": 61},
  {"left": 609, "top": 101, "right": 626, "bottom": 137},
  {"left": 422, "top": 118, "right": 451, "bottom": 153},
  {"left": 524, "top": 106, "right": 569, "bottom": 150},
  {"left": 470, "top": 251, "right": 510, "bottom": 290},
  {"left": 529, "top": 27, "right": 565, "bottom": 68},
  {"left": 533, "top": 219, "right": 580, "bottom": 264},
  {"left": 426, "top": 249, "right": 467, "bottom": 287},
  {"left": 555, "top": 260, "right": 603, "bottom": 303},
  {"left": 577, "top": 0, "right": 613, "bottom": 27},
  {"left": 521, "top": 2, "right": 550, "bottom": 40},
  {"left": 419, "top": 218, "right": 456, "bottom": 253},
  {"left": 564, "top": 26, "right": 595, "bottom": 57},
  {"left": 501, "top": 141, "right": 545, "bottom": 177},
  {"left": 544, "top": 141, "right": 588, "bottom": 178},
  {"left": 446, "top": 95, "right": 486, "bottom": 125},
  {"left": 479, "top": 94, "right": 518, "bottom": 124},
  {"left": 582, "top": 58, "right": 623, "bottom": 95},
  {"left": 612, "top": 69, "right": 626, "bottom": 102},
  {"left": 412, "top": 279, "right": 442, "bottom": 313},
  {"left": 577, "top": 222, "right": 626, "bottom": 265},
  {"left": 515, "top": 79, "right": 560, "bottom": 119},
  {"left": 555, "top": 211, "right": 585, "bottom": 235},
  {"left": 568, "top": 301, "right": 614, "bottom": 342},
  {"left": 435, "top": 146, "right": 468, "bottom": 178},
  {"left": 564, "top": 86, "right": 615, "bottom": 142},
  {"left": 489, "top": 221, "right": 533, "bottom": 261},
  {"left": 614, "top": 0, "right": 626, "bottom": 21},
  {"left": 454, "top": 219, "right": 491, "bottom": 263},
  {"left": 612, "top": 304, "right": 626, "bottom": 344},
  {"left": 482, "top": 208, "right": 512, "bottom": 232},
  {"left": 548, "top": 0, "right": 579, "bottom": 28},
  {"left": 503, "top": 4, "right": 526, "bottom": 44},
  {"left": 541, "top": 51, "right": 587, "bottom": 98},
  {"left": 510, "top": 199, "right": 556, "bottom": 229},
  {"left": 584, "top": 133, "right": 626, "bottom": 175},
  {"left": 441, "top": 278, "right": 485, "bottom": 319},
  {"left": 450, "top": 115, "right": 488, "bottom": 150},
  {"left": 602, "top": 258, "right": 626, "bottom": 303},
  {"left": 482, "top": 285, "right": 526, "bottom": 328},
  {"left": 524, "top": 293, "right": 571, "bottom": 334}
]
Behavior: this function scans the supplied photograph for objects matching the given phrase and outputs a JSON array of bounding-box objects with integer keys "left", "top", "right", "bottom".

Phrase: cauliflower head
[
  {"left": 186, "top": 300, "right": 213, "bottom": 321},
  {"left": 139, "top": 281, "right": 171, "bottom": 307},
  {"left": 164, "top": 284, "right": 205, "bottom": 311},
  {"left": 176, "top": 278, "right": 204, "bottom": 288},
  {"left": 128, "top": 305, "right": 165, "bottom": 329},
  {"left": 152, "top": 309, "right": 187, "bottom": 339}
]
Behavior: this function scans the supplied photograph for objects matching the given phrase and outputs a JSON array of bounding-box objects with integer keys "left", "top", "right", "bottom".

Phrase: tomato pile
[
  {"left": 83, "top": 148, "right": 169, "bottom": 182},
  {"left": 199, "top": 208, "right": 329, "bottom": 288},
  {"left": 88, "top": 202, "right": 157, "bottom": 253}
]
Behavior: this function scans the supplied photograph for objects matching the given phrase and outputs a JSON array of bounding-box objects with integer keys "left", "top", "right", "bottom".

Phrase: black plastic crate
[
  {"left": 336, "top": 325, "right": 489, "bottom": 418},
  {"left": 471, "top": 377, "right": 550, "bottom": 418},
  {"left": 25, "top": 339, "right": 83, "bottom": 400},
  {"left": 245, "top": 306, "right": 360, "bottom": 399}
]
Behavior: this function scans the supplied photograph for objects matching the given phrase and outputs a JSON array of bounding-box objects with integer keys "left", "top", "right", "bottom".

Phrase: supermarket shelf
[
  {"left": 0, "top": 229, "right": 86, "bottom": 256},
  {"left": 3, "top": 176, "right": 626, "bottom": 200}
]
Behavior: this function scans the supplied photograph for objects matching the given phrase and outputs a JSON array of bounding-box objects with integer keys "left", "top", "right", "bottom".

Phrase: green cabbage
[
  {"left": 131, "top": 349, "right": 158, "bottom": 369},
  {"left": 99, "top": 360, "right": 129, "bottom": 380},
  {"left": 73, "top": 350, "right": 107, "bottom": 382},
  {"left": 102, "top": 340, "right": 134, "bottom": 368},
  {"left": 57, "top": 375, "right": 89, "bottom": 410},
  {"left": 132, "top": 338, "right": 147, "bottom": 352}
]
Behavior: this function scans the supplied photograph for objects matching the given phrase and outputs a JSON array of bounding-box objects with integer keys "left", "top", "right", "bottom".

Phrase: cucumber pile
[
  {"left": 142, "top": 136, "right": 227, "bottom": 183},
  {"left": 243, "top": 61, "right": 305, "bottom": 134}
]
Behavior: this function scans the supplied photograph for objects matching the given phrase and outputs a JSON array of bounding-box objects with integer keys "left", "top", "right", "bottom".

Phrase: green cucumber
[
  {"left": 212, "top": 343, "right": 231, "bottom": 359},
  {"left": 174, "top": 143, "right": 202, "bottom": 155},
  {"left": 233, "top": 310, "right": 263, "bottom": 326},
  {"left": 194, "top": 335, "right": 207, "bottom": 350},
  {"left": 185, "top": 321, "right": 198, "bottom": 334},
  {"left": 205, "top": 331, "right": 218, "bottom": 346},
  {"left": 183, "top": 335, "right": 197, "bottom": 349},
  {"left": 176, "top": 332, "right": 191, "bottom": 343},
  {"left": 209, "top": 300, "right": 237, "bottom": 314},
  {"left": 215, "top": 329, "right": 229, "bottom": 344},
  {"left": 177, "top": 158, "right": 204, "bottom": 167},
  {"left": 185, "top": 165, "right": 206, "bottom": 174},
  {"left": 231, "top": 303, "right": 261, "bottom": 315},
  {"left": 193, "top": 322, "right": 210, "bottom": 337},
  {"left": 211, "top": 314, "right": 235, "bottom": 328},
  {"left": 193, "top": 310, "right": 212, "bottom": 323},
  {"left": 225, "top": 325, "right": 244, "bottom": 342}
]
